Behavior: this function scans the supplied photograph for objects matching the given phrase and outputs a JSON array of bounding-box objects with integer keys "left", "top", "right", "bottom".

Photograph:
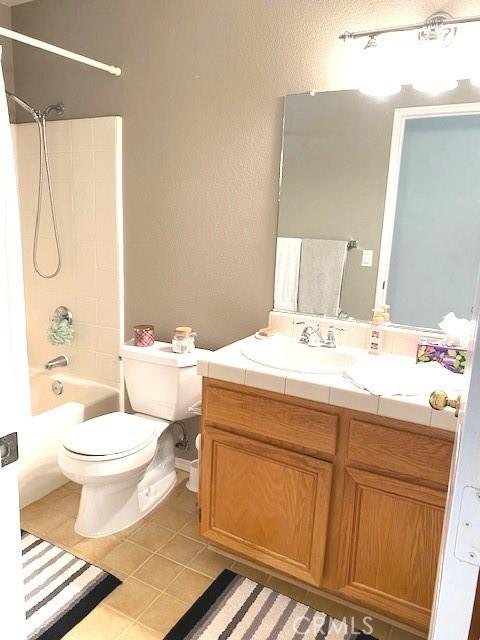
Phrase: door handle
[
  {"left": 429, "top": 390, "right": 461, "bottom": 418},
  {"left": 0, "top": 433, "right": 18, "bottom": 467}
]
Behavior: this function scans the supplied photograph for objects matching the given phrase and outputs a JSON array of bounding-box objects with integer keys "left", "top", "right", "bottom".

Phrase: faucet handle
[
  {"left": 328, "top": 325, "right": 344, "bottom": 334},
  {"left": 324, "top": 325, "right": 344, "bottom": 348}
]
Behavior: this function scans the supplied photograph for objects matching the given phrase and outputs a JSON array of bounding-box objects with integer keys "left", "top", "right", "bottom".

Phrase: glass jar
[{"left": 172, "top": 326, "right": 196, "bottom": 354}]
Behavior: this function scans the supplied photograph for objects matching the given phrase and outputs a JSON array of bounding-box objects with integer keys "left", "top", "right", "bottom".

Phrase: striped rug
[
  {"left": 165, "top": 570, "right": 378, "bottom": 640},
  {"left": 22, "top": 530, "right": 121, "bottom": 640}
]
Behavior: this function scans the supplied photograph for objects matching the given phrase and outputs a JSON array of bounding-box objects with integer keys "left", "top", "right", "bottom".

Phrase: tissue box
[{"left": 416, "top": 340, "right": 468, "bottom": 374}]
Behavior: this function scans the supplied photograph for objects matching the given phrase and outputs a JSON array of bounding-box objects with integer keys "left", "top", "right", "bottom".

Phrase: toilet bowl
[
  {"left": 59, "top": 412, "right": 176, "bottom": 537},
  {"left": 58, "top": 340, "right": 210, "bottom": 538}
]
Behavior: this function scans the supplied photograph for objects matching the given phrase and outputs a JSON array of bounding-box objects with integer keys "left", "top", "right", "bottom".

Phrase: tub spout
[{"left": 45, "top": 355, "right": 69, "bottom": 370}]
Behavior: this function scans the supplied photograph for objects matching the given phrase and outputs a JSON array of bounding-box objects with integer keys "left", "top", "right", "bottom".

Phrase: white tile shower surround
[
  {"left": 13, "top": 117, "right": 123, "bottom": 386},
  {"left": 197, "top": 336, "right": 461, "bottom": 432}
]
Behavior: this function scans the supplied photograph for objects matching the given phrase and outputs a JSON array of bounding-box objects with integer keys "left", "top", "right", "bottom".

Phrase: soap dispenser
[{"left": 368, "top": 308, "right": 385, "bottom": 355}]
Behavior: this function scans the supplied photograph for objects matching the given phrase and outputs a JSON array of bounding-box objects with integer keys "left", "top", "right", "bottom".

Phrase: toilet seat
[{"left": 62, "top": 412, "right": 158, "bottom": 461}]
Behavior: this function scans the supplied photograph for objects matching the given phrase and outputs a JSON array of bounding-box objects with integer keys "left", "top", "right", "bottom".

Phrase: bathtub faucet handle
[{"left": 45, "top": 355, "right": 69, "bottom": 370}]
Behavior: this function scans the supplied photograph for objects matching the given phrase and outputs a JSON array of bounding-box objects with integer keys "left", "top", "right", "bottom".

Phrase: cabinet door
[
  {"left": 200, "top": 427, "right": 332, "bottom": 586},
  {"left": 337, "top": 467, "right": 446, "bottom": 631}
]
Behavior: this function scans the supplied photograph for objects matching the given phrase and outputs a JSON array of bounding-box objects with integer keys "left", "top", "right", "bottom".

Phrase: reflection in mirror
[{"left": 275, "top": 83, "right": 480, "bottom": 329}]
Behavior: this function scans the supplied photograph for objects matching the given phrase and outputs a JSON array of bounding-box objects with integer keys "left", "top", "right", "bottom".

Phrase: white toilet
[{"left": 58, "top": 341, "right": 206, "bottom": 538}]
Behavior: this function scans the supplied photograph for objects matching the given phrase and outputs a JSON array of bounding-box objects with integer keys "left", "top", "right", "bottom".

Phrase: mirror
[{"left": 275, "top": 81, "right": 480, "bottom": 329}]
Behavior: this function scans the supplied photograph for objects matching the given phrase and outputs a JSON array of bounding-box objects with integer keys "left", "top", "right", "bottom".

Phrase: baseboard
[{"left": 175, "top": 457, "right": 192, "bottom": 473}]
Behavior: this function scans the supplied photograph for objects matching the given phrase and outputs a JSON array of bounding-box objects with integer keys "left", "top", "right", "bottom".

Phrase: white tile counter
[{"left": 197, "top": 336, "right": 463, "bottom": 432}]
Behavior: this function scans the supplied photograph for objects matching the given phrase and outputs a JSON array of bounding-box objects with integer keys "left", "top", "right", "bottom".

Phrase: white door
[
  {"left": 430, "top": 278, "right": 480, "bottom": 639},
  {"left": 0, "top": 47, "right": 29, "bottom": 638},
  {"left": 0, "top": 449, "right": 27, "bottom": 639}
]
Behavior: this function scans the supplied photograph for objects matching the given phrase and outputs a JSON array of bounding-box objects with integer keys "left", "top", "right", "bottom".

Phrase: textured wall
[
  {"left": 0, "top": 2, "right": 16, "bottom": 119},
  {"left": 11, "top": 0, "right": 480, "bottom": 349}
]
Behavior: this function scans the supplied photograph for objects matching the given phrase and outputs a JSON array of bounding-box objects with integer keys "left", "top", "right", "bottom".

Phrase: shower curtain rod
[{"left": 0, "top": 26, "right": 121, "bottom": 76}]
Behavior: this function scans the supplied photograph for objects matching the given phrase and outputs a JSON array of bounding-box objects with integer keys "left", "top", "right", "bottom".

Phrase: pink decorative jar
[{"left": 133, "top": 324, "right": 155, "bottom": 347}]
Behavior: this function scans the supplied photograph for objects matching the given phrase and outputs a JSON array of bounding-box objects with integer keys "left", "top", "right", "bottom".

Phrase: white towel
[
  {"left": 344, "top": 360, "right": 463, "bottom": 397},
  {"left": 274, "top": 237, "right": 301, "bottom": 312},
  {"left": 298, "top": 239, "right": 347, "bottom": 316}
]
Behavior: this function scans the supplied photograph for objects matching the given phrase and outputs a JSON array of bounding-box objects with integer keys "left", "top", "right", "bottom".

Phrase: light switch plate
[{"left": 361, "top": 250, "right": 373, "bottom": 267}]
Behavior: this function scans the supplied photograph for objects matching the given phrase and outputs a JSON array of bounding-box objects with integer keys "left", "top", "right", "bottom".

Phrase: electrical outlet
[{"left": 361, "top": 250, "right": 373, "bottom": 267}]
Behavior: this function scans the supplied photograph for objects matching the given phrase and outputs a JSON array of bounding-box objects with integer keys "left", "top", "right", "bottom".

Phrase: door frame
[
  {"left": 429, "top": 275, "right": 480, "bottom": 639},
  {"left": 374, "top": 102, "right": 480, "bottom": 311}
]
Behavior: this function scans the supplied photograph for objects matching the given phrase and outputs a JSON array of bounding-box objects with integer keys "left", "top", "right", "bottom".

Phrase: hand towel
[
  {"left": 343, "top": 359, "right": 463, "bottom": 397},
  {"left": 298, "top": 239, "right": 347, "bottom": 316},
  {"left": 274, "top": 237, "right": 302, "bottom": 312}
]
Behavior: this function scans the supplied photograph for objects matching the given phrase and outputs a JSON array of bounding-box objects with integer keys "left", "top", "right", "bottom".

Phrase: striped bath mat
[
  {"left": 165, "top": 570, "right": 377, "bottom": 640},
  {"left": 22, "top": 530, "right": 121, "bottom": 640}
]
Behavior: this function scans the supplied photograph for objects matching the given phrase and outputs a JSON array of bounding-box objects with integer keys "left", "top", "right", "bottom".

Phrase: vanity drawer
[
  {"left": 347, "top": 419, "right": 453, "bottom": 486},
  {"left": 204, "top": 380, "right": 337, "bottom": 458}
]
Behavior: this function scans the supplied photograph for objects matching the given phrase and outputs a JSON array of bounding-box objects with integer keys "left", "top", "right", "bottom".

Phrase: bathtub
[{"left": 18, "top": 371, "right": 119, "bottom": 508}]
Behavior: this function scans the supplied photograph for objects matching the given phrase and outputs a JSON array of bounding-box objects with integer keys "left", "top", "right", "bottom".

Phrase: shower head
[
  {"left": 5, "top": 91, "right": 65, "bottom": 121},
  {"left": 43, "top": 102, "right": 65, "bottom": 118},
  {"left": 5, "top": 91, "right": 40, "bottom": 120}
]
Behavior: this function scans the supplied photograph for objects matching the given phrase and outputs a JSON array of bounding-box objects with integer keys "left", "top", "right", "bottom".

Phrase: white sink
[{"left": 241, "top": 336, "right": 358, "bottom": 374}]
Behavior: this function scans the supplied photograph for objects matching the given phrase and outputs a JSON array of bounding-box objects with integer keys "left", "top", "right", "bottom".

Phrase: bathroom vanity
[
  {"left": 197, "top": 336, "right": 458, "bottom": 633},
  {"left": 196, "top": 82, "right": 479, "bottom": 634}
]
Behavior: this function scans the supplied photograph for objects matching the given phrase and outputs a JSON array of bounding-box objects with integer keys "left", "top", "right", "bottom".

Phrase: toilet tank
[{"left": 120, "top": 341, "right": 210, "bottom": 421}]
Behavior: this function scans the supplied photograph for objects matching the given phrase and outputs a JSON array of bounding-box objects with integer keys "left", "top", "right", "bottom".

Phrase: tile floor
[{"left": 20, "top": 472, "right": 423, "bottom": 640}]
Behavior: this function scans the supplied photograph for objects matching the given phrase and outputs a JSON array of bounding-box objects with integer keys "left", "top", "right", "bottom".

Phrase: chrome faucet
[
  {"left": 323, "top": 325, "right": 344, "bottom": 348},
  {"left": 45, "top": 355, "right": 69, "bottom": 370},
  {"left": 297, "top": 322, "right": 324, "bottom": 347},
  {"left": 297, "top": 322, "right": 344, "bottom": 348}
]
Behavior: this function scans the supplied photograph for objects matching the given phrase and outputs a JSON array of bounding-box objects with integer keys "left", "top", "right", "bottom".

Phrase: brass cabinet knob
[{"left": 429, "top": 390, "right": 461, "bottom": 417}]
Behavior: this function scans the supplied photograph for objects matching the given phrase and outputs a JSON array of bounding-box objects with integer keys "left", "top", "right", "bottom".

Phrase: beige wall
[
  {"left": 10, "top": 0, "right": 480, "bottom": 349},
  {"left": 0, "top": 2, "right": 16, "bottom": 119},
  {"left": 14, "top": 117, "right": 123, "bottom": 385}
]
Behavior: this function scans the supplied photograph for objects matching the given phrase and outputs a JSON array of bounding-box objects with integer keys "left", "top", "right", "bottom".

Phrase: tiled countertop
[{"left": 197, "top": 336, "right": 463, "bottom": 432}]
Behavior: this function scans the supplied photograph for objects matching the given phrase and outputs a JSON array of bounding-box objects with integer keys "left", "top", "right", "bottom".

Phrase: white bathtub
[{"left": 18, "top": 371, "right": 119, "bottom": 508}]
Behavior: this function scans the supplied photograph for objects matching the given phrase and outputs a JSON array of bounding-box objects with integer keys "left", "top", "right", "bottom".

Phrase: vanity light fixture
[
  {"left": 412, "top": 13, "right": 458, "bottom": 95},
  {"left": 340, "top": 12, "right": 480, "bottom": 96},
  {"left": 358, "top": 35, "right": 401, "bottom": 97}
]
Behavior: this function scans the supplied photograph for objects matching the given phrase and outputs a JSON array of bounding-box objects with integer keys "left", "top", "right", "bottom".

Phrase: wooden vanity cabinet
[
  {"left": 199, "top": 380, "right": 337, "bottom": 586},
  {"left": 199, "top": 378, "right": 455, "bottom": 632}
]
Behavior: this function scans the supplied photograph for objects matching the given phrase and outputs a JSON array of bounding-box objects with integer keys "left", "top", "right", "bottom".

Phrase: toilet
[{"left": 58, "top": 341, "right": 206, "bottom": 538}]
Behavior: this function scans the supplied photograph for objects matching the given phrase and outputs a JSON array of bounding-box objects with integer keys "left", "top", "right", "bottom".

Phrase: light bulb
[
  {"left": 413, "top": 31, "right": 458, "bottom": 94},
  {"left": 358, "top": 36, "right": 401, "bottom": 97}
]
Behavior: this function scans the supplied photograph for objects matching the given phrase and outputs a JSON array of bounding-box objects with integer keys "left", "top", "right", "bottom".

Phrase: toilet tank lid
[
  {"left": 120, "top": 340, "right": 212, "bottom": 367},
  {"left": 63, "top": 412, "right": 158, "bottom": 457}
]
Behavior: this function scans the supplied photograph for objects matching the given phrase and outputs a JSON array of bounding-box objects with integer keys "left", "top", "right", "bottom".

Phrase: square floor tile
[
  {"left": 133, "top": 554, "right": 183, "bottom": 590},
  {"left": 102, "top": 540, "right": 151, "bottom": 575},
  {"left": 187, "top": 547, "right": 234, "bottom": 578},
  {"left": 138, "top": 593, "right": 189, "bottom": 635},
  {"left": 53, "top": 492, "right": 81, "bottom": 517},
  {"left": 157, "top": 534, "right": 204, "bottom": 564},
  {"left": 179, "top": 518, "right": 202, "bottom": 541},
  {"left": 73, "top": 534, "right": 121, "bottom": 563},
  {"left": 118, "top": 622, "right": 164, "bottom": 639},
  {"left": 73, "top": 604, "right": 132, "bottom": 640},
  {"left": 165, "top": 568, "right": 212, "bottom": 603},
  {"left": 22, "top": 507, "right": 71, "bottom": 537},
  {"left": 48, "top": 518, "right": 84, "bottom": 550},
  {"left": 147, "top": 504, "right": 191, "bottom": 531},
  {"left": 105, "top": 577, "right": 159, "bottom": 619},
  {"left": 129, "top": 521, "right": 175, "bottom": 552}
]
